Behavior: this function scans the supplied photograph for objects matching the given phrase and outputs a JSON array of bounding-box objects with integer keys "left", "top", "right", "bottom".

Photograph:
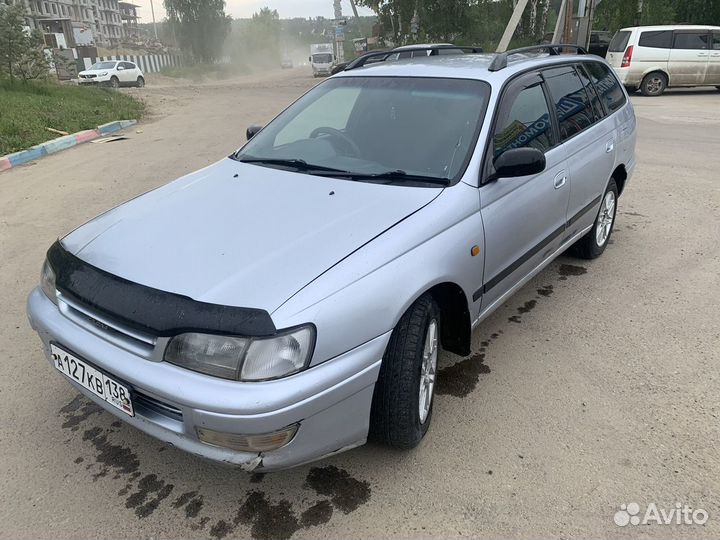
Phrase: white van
[{"left": 606, "top": 25, "right": 720, "bottom": 95}]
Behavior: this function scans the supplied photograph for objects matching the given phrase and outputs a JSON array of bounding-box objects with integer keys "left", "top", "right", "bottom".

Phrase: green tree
[
  {"left": 164, "top": 0, "right": 231, "bottom": 62},
  {"left": 227, "top": 7, "right": 282, "bottom": 67},
  {"left": 0, "top": 3, "right": 49, "bottom": 83}
]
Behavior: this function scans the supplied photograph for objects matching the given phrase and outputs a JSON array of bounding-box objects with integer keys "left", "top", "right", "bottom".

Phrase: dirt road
[{"left": 1, "top": 68, "right": 719, "bottom": 539}]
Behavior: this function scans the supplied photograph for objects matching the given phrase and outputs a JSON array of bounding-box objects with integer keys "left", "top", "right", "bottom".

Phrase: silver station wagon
[{"left": 27, "top": 45, "right": 637, "bottom": 472}]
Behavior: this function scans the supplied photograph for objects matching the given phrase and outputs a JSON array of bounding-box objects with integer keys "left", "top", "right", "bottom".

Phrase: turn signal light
[{"left": 196, "top": 424, "right": 299, "bottom": 453}]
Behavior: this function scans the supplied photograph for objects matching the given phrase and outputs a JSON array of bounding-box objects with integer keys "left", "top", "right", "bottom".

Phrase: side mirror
[
  {"left": 117, "top": 65, "right": 124, "bottom": 70},
  {"left": 246, "top": 124, "right": 263, "bottom": 141},
  {"left": 308, "top": 56, "right": 312, "bottom": 62},
  {"left": 490, "top": 147, "right": 546, "bottom": 181}
]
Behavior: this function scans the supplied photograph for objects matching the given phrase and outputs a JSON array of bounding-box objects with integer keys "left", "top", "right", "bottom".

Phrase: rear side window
[
  {"left": 609, "top": 31, "right": 631, "bottom": 52},
  {"left": 712, "top": 32, "right": 720, "bottom": 50},
  {"left": 493, "top": 80, "right": 554, "bottom": 157},
  {"left": 584, "top": 62, "right": 627, "bottom": 113},
  {"left": 543, "top": 67, "right": 595, "bottom": 141},
  {"left": 673, "top": 32, "right": 710, "bottom": 50},
  {"left": 639, "top": 30, "right": 673, "bottom": 48}
]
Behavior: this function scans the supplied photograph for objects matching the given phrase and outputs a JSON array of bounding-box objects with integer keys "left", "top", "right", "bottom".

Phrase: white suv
[
  {"left": 78, "top": 61, "right": 145, "bottom": 89},
  {"left": 607, "top": 25, "right": 720, "bottom": 96}
]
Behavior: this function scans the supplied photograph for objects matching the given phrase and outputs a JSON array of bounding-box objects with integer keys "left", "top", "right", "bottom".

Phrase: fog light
[{"left": 196, "top": 424, "right": 299, "bottom": 452}]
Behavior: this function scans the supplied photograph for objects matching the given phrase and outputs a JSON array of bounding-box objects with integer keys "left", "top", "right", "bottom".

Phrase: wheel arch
[
  {"left": 642, "top": 68, "right": 669, "bottom": 86},
  {"left": 611, "top": 164, "right": 628, "bottom": 196},
  {"left": 424, "top": 282, "right": 472, "bottom": 357}
]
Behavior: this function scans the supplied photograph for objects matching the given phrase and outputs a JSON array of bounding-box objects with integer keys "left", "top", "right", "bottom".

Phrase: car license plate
[{"left": 50, "top": 344, "right": 134, "bottom": 416}]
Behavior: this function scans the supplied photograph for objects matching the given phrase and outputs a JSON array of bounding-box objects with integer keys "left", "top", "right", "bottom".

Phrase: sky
[{"left": 134, "top": 0, "right": 375, "bottom": 24}]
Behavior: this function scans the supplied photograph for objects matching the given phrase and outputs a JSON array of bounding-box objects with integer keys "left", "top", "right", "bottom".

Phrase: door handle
[
  {"left": 606, "top": 139, "right": 615, "bottom": 153},
  {"left": 554, "top": 172, "right": 567, "bottom": 189},
  {"left": 697, "top": 52, "right": 709, "bottom": 57}
]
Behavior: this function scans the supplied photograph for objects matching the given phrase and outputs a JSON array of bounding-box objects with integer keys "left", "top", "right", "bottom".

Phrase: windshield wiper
[
  {"left": 312, "top": 169, "right": 450, "bottom": 186},
  {"left": 235, "top": 157, "right": 349, "bottom": 174},
  {"left": 237, "top": 158, "right": 450, "bottom": 186}
]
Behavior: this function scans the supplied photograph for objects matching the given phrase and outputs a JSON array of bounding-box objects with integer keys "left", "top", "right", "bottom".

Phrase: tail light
[{"left": 621, "top": 46, "right": 634, "bottom": 68}]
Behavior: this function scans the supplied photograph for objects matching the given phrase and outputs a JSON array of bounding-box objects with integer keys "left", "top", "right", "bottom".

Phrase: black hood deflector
[{"left": 46, "top": 241, "right": 277, "bottom": 337}]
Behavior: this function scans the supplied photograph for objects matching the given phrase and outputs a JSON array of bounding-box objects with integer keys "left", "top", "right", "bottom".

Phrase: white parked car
[
  {"left": 78, "top": 60, "right": 145, "bottom": 88},
  {"left": 606, "top": 25, "right": 720, "bottom": 96}
]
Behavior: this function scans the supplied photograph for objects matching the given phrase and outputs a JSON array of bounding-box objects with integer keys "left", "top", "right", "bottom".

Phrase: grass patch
[{"left": 0, "top": 79, "right": 145, "bottom": 155}]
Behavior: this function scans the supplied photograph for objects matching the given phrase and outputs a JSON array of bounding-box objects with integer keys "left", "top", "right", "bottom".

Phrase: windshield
[
  {"left": 312, "top": 54, "right": 333, "bottom": 64},
  {"left": 90, "top": 61, "right": 117, "bottom": 70},
  {"left": 235, "top": 77, "right": 490, "bottom": 184}
]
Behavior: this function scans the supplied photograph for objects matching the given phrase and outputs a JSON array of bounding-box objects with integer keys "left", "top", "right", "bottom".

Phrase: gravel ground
[{"left": 0, "top": 68, "right": 718, "bottom": 539}]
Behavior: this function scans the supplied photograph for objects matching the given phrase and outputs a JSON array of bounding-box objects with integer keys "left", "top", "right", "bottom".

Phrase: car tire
[
  {"left": 110, "top": 76, "right": 120, "bottom": 89},
  {"left": 569, "top": 179, "right": 619, "bottom": 260},
  {"left": 640, "top": 72, "right": 667, "bottom": 96},
  {"left": 136, "top": 76, "right": 145, "bottom": 88},
  {"left": 369, "top": 293, "right": 440, "bottom": 449}
]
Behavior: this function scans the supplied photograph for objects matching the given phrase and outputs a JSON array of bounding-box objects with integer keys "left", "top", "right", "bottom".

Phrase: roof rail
[
  {"left": 488, "top": 44, "right": 587, "bottom": 72},
  {"left": 344, "top": 44, "right": 484, "bottom": 71}
]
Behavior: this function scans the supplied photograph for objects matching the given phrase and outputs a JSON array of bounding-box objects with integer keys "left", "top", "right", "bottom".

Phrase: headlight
[
  {"left": 164, "top": 325, "right": 315, "bottom": 381},
  {"left": 100, "top": 71, "right": 108, "bottom": 76},
  {"left": 40, "top": 260, "right": 58, "bottom": 305}
]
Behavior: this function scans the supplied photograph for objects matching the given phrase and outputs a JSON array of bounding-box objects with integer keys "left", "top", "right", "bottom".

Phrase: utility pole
[
  {"left": 496, "top": 0, "right": 529, "bottom": 52},
  {"left": 348, "top": 0, "right": 360, "bottom": 19},
  {"left": 149, "top": 0, "right": 158, "bottom": 40},
  {"left": 562, "top": 0, "right": 574, "bottom": 44},
  {"left": 552, "top": 0, "right": 566, "bottom": 43}
]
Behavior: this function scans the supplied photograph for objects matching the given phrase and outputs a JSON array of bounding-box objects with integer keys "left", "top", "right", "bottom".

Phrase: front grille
[
  {"left": 58, "top": 292, "right": 157, "bottom": 358},
  {"left": 134, "top": 391, "right": 183, "bottom": 422}
]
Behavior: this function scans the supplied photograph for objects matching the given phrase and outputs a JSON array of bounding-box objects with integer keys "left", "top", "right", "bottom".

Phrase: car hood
[{"left": 62, "top": 158, "right": 442, "bottom": 313}]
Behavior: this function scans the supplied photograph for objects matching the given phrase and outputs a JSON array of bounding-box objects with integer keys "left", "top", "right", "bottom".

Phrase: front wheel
[
  {"left": 569, "top": 179, "right": 618, "bottom": 260},
  {"left": 136, "top": 76, "right": 145, "bottom": 88},
  {"left": 109, "top": 76, "right": 120, "bottom": 89},
  {"left": 369, "top": 294, "right": 440, "bottom": 449}
]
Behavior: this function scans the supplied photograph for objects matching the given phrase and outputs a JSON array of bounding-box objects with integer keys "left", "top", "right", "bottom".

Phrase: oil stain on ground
[
  {"left": 207, "top": 466, "right": 371, "bottom": 539},
  {"left": 61, "top": 394, "right": 102, "bottom": 431},
  {"left": 305, "top": 465, "right": 371, "bottom": 513},
  {"left": 436, "top": 351, "right": 490, "bottom": 397},
  {"left": 558, "top": 263, "right": 587, "bottom": 280},
  {"left": 125, "top": 473, "right": 175, "bottom": 518}
]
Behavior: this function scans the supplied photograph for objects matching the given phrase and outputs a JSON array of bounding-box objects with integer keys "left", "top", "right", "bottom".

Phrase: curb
[{"left": 0, "top": 119, "right": 137, "bottom": 173}]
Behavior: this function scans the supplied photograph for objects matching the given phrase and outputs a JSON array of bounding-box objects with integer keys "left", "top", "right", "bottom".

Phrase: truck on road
[{"left": 309, "top": 43, "right": 335, "bottom": 77}]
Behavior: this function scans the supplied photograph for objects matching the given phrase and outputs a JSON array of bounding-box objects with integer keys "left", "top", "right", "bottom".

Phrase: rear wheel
[
  {"left": 109, "top": 76, "right": 120, "bottom": 89},
  {"left": 640, "top": 72, "right": 667, "bottom": 96},
  {"left": 136, "top": 76, "right": 145, "bottom": 88},
  {"left": 369, "top": 294, "right": 440, "bottom": 449},
  {"left": 569, "top": 179, "right": 619, "bottom": 260}
]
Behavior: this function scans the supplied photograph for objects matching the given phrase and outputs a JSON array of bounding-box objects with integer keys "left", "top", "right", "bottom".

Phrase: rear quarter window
[
  {"left": 585, "top": 62, "right": 627, "bottom": 113},
  {"left": 638, "top": 30, "right": 673, "bottom": 48},
  {"left": 609, "top": 31, "right": 631, "bottom": 52}
]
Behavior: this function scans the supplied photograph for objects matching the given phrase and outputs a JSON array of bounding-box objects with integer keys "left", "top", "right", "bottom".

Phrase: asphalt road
[{"left": 1, "top": 68, "right": 719, "bottom": 539}]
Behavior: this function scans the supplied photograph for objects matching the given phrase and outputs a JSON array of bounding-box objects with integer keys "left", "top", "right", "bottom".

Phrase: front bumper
[{"left": 27, "top": 288, "right": 388, "bottom": 471}]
